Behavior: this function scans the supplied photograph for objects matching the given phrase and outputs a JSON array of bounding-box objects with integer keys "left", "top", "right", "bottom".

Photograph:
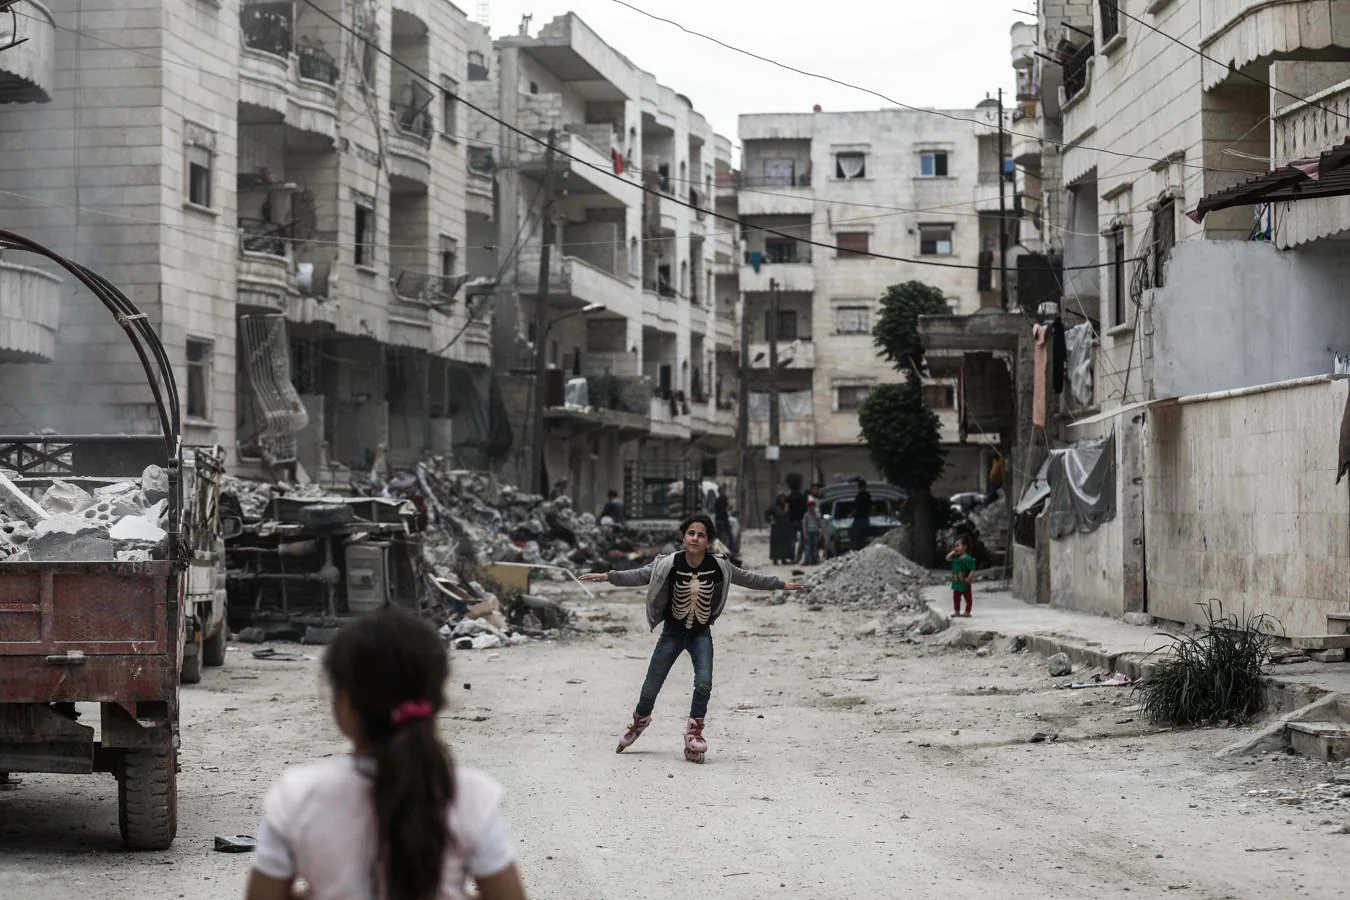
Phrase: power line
[
  {"left": 608, "top": 0, "right": 1274, "bottom": 180},
  {"left": 300, "top": 0, "right": 1144, "bottom": 274}
]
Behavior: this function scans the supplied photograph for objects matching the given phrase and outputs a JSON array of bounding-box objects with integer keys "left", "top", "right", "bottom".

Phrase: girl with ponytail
[{"left": 245, "top": 609, "right": 527, "bottom": 900}]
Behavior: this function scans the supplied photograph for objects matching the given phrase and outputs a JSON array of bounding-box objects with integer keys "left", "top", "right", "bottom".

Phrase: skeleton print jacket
[{"left": 605, "top": 553, "right": 786, "bottom": 631}]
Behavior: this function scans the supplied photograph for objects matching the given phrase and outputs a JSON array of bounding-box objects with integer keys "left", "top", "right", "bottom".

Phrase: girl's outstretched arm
[{"left": 580, "top": 564, "right": 654, "bottom": 587}]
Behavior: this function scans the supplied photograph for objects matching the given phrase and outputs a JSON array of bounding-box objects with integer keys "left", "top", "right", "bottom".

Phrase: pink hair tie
[{"left": 389, "top": 700, "right": 435, "bottom": 727}]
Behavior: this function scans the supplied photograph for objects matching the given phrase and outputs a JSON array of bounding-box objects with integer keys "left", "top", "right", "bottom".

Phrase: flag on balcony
[{"left": 612, "top": 146, "right": 625, "bottom": 175}]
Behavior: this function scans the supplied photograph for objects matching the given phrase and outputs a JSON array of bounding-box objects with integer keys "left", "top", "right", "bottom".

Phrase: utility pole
[
  {"left": 736, "top": 290, "right": 751, "bottom": 527},
  {"left": 997, "top": 87, "right": 1009, "bottom": 310},
  {"left": 530, "top": 129, "right": 557, "bottom": 497},
  {"left": 768, "top": 277, "right": 781, "bottom": 496}
]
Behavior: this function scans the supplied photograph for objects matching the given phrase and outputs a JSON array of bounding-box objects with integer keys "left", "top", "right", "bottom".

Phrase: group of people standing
[{"left": 765, "top": 479, "right": 873, "bottom": 566}]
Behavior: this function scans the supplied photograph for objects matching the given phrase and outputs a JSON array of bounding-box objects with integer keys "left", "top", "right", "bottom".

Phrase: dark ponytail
[{"left": 324, "top": 609, "right": 456, "bottom": 900}]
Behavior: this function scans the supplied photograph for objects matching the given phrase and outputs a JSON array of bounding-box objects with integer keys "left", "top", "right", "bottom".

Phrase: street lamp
[{"left": 531, "top": 302, "right": 607, "bottom": 496}]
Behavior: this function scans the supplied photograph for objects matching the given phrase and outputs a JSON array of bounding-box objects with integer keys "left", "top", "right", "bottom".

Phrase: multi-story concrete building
[
  {"left": 469, "top": 13, "right": 737, "bottom": 517},
  {"left": 929, "top": 1, "right": 1350, "bottom": 639},
  {"left": 0, "top": 0, "right": 486, "bottom": 480},
  {"left": 734, "top": 107, "right": 1007, "bottom": 511}
]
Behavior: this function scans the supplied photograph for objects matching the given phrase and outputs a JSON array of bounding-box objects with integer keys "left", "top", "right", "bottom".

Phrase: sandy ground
[{"left": 2, "top": 534, "right": 1348, "bottom": 899}]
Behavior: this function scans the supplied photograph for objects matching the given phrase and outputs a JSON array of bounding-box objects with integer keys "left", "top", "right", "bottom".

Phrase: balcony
[
  {"left": 0, "top": 260, "right": 60, "bottom": 363},
  {"left": 1011, "top": 123, "right": 1041, "bottom": 166},
  {"left": 715, "top": 171, "right": 739, "bottom": 198},
  {"left": 1011, "top": 21, "right": 1036, "bottom": 71},
  {"left": 1275, "top": 77, "right": 1350, "bottom": 163},
  {"left": 648, "top": 395, "right": 692, "bottom": 441},
  {"left": 737, "top": 173, "right": 814, "bottom": 216},
  {"left": 519, "top": 253, "right": 640, "bottom": 321},
  {"left": 239, "top": 5, "right": 340, "bottom": 143},
  {"left": 749, "top": 419, "right": 816, "bottom": 447},
  {"left": 467, "top": 146, "right": 495, "bottom": 218},
  {"left": 749, "top": 339, "right": 814, "bottom": 370},
  {"left": 689, "top": 399, "right": 736, "bottom": 443},
  {"left": 713, "top": 310, "right": 737, "bottom": 349},
  {"left": 740, "top": 248, "right": 814, "bottom": 294},
  {"left": 1061, "top": 40, "right": 1093, "bottom": 106},
  {"left": 545, "top": 374, "right": 652, "bottom": 437},
  {"left": 1200, "top": 0, "right": 1350, "bottom": 90},
  {"left": 237, "top": 220, "right": 293, "bottom": 312},
  {"left": 0, "top": 0, "right": 54, "bottom": 103},
  {"left": 519, "top": 130, "right": 640, "bottom": 206}
]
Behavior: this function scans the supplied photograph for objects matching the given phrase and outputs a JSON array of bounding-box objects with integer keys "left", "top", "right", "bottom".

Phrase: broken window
[
  {"left": 920, "top": 224, "right": 954, "bottom": 256},
  {"left": 836, "top": 385, "right": 871, "bottom": 411},
  {"left": 186, "top": 338, "right": 213, "bottom": 421},
  {"left": 835, "top": 152, "right": 866, "bottom": 180},
  {"left": 355, "top": 203, "right": 374, "bottom": 267},
  {"left": 1152, "top": 198, "right": 1175, "bottom": 288},
  {"left": 834, "top": 306, "right": 870, "bottom": 334},
  {"left": 920, "top": 151, "right": 949, "bottom": 177},
  {"left": 836, "top": 232, "right": 870, "bottom": 258},
  {"left": 187, "top": 145, "right": 212, "bottom": 208}
]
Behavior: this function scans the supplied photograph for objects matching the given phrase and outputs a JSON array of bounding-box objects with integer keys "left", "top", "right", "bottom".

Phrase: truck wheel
[
  {"left": 118, "top": 746, "right": 177, "bottom": 851},
  {"left": 180, "top": 629, "right": 202, "bottom": 685},
  {"left": 202, "top": 622, "right": 227, "bottom": 668}
]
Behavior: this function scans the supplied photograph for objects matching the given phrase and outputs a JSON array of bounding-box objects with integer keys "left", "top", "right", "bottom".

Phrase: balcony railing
[
  {"left": 1099, "top": 0, "right": 1120, "bottom": 43},
  {"left": 741, "top": 173, "right": 811, "bottom": 188},
  {"left": 239, "top": 218, "right": 288, "bottom": 257},
  {"left": 297, "top": 39, "right": 339, "bottom": 85},
  {"left": 240, "top": 2, "right": 293, "bottom": 58},
  {"left": 468, "top": 145, "right": 495, "bottom": 175},
  {"left": 391, "top": 84, "right": 434, "bottom": 144},
  {"left": 744, "top": 245, "right": 813, "bottom": 265},
  {"left": 391, "top": 267, "right": 471, "bottom": 302},
  {"left": 1063, "top": 41, "right": 1093, "bottom": 102}
]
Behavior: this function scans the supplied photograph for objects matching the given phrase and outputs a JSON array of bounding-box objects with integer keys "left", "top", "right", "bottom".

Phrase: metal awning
[
  {"left": 1066, "top": 396, "right": 1177, "bottom": 428},
  {"left": 1189, "top": 141, "right": 1350, "bottom": 223}
]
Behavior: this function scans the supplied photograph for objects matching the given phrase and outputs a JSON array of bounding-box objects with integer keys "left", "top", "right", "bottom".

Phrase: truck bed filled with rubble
[{"left": 0, "top": 465, "right": 174, "bottom": 563}]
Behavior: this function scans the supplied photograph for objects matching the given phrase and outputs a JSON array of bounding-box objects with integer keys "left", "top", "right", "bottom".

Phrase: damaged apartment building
[
  {"left": 462, "top": 13, "right": 738, "bottom": 517},
  {"left": 733, "top": 106, "right": 1011, "bottom": 512},
  {"left": 926, "top": 0, "right": 1350, "bottom": 647},
  {"left": 0, "top": 1, "right": 494, "bottom": 481}
]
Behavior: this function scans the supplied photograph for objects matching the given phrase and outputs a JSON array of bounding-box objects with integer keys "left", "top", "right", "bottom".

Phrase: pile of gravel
[{"left": 787, "top": 543, "right": 939, "bottom": 609}]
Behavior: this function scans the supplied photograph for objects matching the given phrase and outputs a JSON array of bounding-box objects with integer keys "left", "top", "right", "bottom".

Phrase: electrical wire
[{"left": 300, "top": 0, "right": 1147, "bottom": 274}]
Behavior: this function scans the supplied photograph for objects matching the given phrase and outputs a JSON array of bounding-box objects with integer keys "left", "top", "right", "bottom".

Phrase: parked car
[{"left": 819, "top": 482, "right": 908, "bottom": 557}]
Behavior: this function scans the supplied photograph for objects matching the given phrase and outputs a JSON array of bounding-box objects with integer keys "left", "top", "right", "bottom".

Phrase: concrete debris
[
  {"left": 785, "top": 543, "right": 939, "bottom": 609},
  {"left": 1, "top": 465, "right": 171, "bottom": 562},
  {"left": 1048, "top": 653, "right": 1074, "bottom": 677}
]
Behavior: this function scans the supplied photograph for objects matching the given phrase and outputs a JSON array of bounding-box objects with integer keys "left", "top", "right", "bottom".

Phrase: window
[
  {"left": 186, "top": 338, "right": 213, "bottom": 421},
  {"left": 836, "top": 385, "right": 871, "bottom": 411},
  {"left": 440, "top": 235, "right": 458, "bottom": 278},
  {"left": 834, "top": 306, "right": 870, "bottom": 334},
  {"left": 441, "top": 77, "right": 458, "bottom": 138},
  {"left": 765, "top": 239, "right": 803, "bottom": 263},
  {"left": 186, "top": 145, "right": 212, "bottom": 207},
  {"left": 762, "top": 158, "right": 794, "bottom": 186},
  {"left": 922, "top": 383, "right": 956, "bottom": 410},
  {"left": 1109, "top": 225, "right": 1127, "bottom": 327},
  {"left": 919, "top": 224, "right": 954, "bottom": 256},
  {"left": 836, "top": 232, "right": 869, "bottom": 258},
  {"left": 467, "top": 50, "right": 488, "bottom": 81},
  {"left": 529, "top": 81, "right": 538, "bottom": 94},
  {"left": 355, "top": 203, "right": 374, "bottom": 267},
  {"left": 835, "top": 152, "right": 866, "bottom": 180},
  {"left": 763, "top": 309, "right": 798, "bottom": 341},
  {"left": 1152, "top": 198, "right": 1175, "bottom": 288},
  {"left": 920, "top": 151, "right": 949, "bottom": 177},
  {"left": 1099, "top": 0, "right": 1121, "bottom": 43}
]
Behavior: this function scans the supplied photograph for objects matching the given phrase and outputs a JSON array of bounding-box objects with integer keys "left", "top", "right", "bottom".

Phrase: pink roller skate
[
  {"left": 616, "top": 713, "right": 652, "bottom": 753},
  {"left": 683, "top": 718, "right": 707, "bottom": 764}
]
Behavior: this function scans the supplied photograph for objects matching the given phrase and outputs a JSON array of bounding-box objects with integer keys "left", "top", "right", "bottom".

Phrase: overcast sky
[{"left": 486, "top": 0, "right": 1033, "bottom": 153}]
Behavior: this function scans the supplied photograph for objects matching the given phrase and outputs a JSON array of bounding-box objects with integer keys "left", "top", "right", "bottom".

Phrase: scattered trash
[
  {"left": 1067, "top": 672, "right": 1133, "bottom": 689},
  {"left": 214, "top": 835, "right": 257, "bottom": 853},
  {"left": 1243, "top": 846, "right": 1289, "bottom": 853},
  {"left": 251, "top": 648, "right": 310, "bottom": 662}
]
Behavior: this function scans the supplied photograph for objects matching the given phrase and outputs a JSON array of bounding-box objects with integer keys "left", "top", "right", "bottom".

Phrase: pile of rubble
[
  {"left": 0, "top": 466, "right": 171, "bottom": 563},
  {"left": 785, "top": 543, "right": 939, "bottom": 609},
  {"left": 388, "top": 458, "right": 674, "bottom": 575}
]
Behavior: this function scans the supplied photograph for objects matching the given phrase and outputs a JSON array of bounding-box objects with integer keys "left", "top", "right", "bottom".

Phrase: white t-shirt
[{"left": 252, "top": 756, "right": 515, "bottom": 900}]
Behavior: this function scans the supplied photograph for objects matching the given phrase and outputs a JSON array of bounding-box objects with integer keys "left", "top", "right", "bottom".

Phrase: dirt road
[{"left": 2, "top": 538, "right": 1348, "bottom": 898}]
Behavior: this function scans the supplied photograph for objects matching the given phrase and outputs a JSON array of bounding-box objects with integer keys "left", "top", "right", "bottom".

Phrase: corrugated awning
[{"left": 1189, "top": 141, "right": 1350, "bottom": 223}]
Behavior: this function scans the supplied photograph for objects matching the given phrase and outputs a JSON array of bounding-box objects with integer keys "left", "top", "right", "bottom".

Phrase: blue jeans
[
  {"left": 804, "top": 531, "right": 820, "bottom": 564},
  {"left": 635, "top": 624, "right": 715, "bottom": 719}
]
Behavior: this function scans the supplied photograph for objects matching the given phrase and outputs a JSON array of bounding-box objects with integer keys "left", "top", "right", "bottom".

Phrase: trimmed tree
[{"left": 858, "top": 281, "right": 950, "bottom": 566}]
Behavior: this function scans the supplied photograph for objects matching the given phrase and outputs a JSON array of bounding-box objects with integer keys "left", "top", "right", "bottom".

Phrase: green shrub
[{"left": 1134, "top": 602, "right": 1280, "bottom": 727}]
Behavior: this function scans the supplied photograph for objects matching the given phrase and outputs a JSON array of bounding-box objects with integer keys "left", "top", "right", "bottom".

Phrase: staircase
[
  {"left": 1286, "top": 697, "right": 1350, "bottom": 761},
  {"left": 1284, "top": 612, "right": 1350, "bottom": 663}
]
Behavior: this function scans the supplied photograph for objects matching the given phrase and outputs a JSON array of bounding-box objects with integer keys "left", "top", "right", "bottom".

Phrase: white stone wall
[{"left": 1145, "top": 376, "right": 1350, "bottom": 637}]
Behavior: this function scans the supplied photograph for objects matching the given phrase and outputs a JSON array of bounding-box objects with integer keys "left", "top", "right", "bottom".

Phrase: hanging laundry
[
  {"left": 1032, "top": 324, "right": 1049, "bottom": 428},
  {"left": 750, "top": 251, "right": 763, "bottom": 273},
  {"left": 611, "top": 146, "right": 625, "bottom": 175},
  {"left": 1051, "top": 316, "right": 1067, "bottom": 394},
  {"left": 1064, "top": 323, "right": 1094, "bottom": 407}
]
